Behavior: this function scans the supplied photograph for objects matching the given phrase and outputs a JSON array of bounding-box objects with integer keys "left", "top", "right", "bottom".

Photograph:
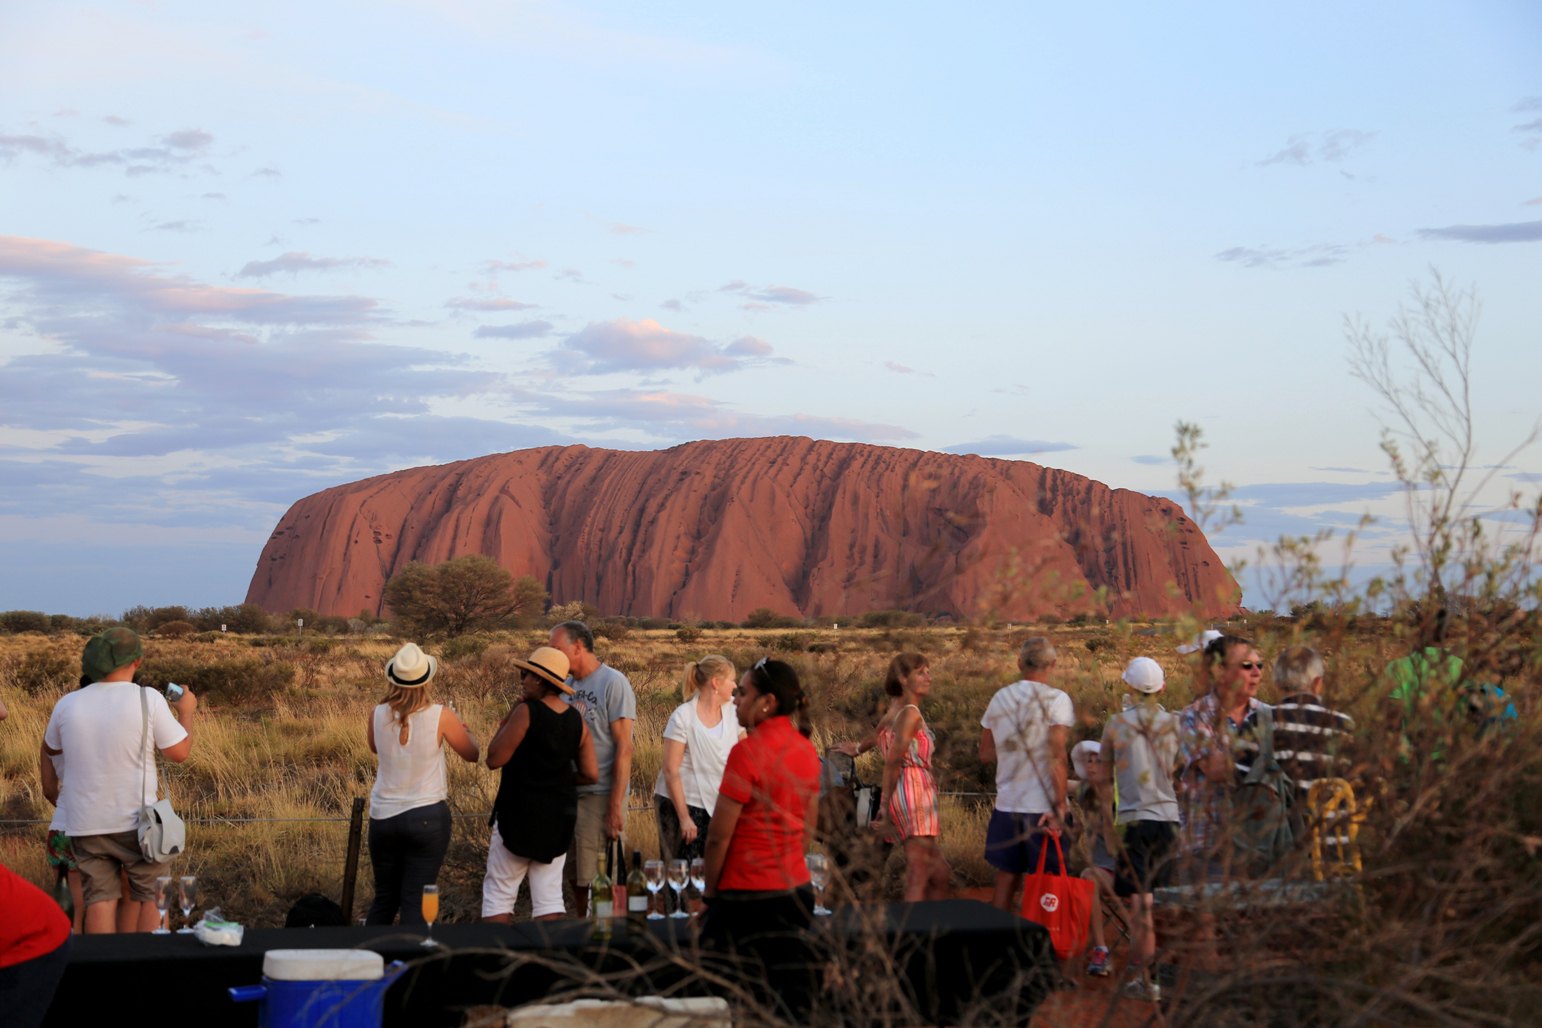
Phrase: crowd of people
[{"left": 10, "top": 618, "right": 1389, "bottom": 1018}]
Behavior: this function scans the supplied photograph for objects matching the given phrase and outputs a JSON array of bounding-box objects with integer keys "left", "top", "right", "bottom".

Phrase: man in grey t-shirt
[{"left": 550, "top": 620, "right": 636, "bottom": 916}]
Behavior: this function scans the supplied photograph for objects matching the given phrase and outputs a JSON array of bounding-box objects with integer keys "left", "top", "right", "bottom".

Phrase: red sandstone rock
[{"left": 244, "top": 437, "right": 1239, "bottom": 622}]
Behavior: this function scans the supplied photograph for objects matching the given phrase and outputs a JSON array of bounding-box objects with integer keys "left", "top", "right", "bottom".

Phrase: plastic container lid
[{"left": 262, "top": 949, "right": 385, "bottom": 982}]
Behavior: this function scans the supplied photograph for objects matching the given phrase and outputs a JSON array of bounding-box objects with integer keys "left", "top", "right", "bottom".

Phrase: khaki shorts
[
  {"left": 71, "top": 830, "right": 170, "bottom": 906},
  {"left": 567, "top": 793, "right": 612, "bottom": 883}
]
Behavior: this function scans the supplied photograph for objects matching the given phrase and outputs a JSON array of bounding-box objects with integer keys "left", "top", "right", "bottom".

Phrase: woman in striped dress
[{"left": 873, "top": 652, "right": 950, "bottom": 901}]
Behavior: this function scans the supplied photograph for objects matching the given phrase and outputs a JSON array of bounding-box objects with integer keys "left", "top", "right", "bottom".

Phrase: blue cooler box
[{"left": 230, "top": 949, "right": 401, "bottom": 1028}]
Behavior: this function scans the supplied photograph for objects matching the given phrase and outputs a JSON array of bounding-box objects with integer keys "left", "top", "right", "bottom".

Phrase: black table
[{"left": 48, "top": 900, "right": 1052, "bottom": 1026}]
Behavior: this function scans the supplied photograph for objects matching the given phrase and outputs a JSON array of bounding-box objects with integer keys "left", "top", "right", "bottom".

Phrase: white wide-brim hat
[
  {"left": 386, "top": 642, "right": 438, "bottom": 688},
  {"left": 1176, "top": 629, "right": 1223, "bottom": 655}
]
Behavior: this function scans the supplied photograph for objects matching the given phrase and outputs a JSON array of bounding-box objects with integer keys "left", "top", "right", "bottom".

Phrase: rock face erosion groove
[{"left": 245, "top": 437, "right": 1240, "bottom": 622}]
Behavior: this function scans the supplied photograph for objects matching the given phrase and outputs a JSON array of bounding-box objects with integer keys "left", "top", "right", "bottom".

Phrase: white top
[
  {"left": 979, "top": 679, "right": 1075, "bottom": 814},
  {"left": 653, "top": 698, "right": 742, "bottom": 811},
  {"left": 1102, "top": 702, "right": 1181, "bottom": 824},
  {"left": 47, "top": 752, "right": 67, "bottom": 833},
  {"left": 43, "top": 682, "right": 188, "bottom": 836},
  {"left": 369, "top": 704, "right": 448, "bottom": 820}
]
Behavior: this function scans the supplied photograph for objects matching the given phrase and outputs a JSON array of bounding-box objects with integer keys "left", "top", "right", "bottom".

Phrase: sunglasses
[{"left": 1230, "top": 661, "right": 1265, "bottom": 671}]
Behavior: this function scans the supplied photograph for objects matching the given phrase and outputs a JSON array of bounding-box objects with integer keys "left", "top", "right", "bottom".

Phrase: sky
[{"left": 1, "top": 1, "right": 1539, "bottom": 618}]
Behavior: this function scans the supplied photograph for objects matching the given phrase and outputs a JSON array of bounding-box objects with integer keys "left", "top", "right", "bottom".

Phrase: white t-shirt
[
  {"left": 369, "top": 703, "right": 448, "bottom": 820},
  {"left": 43, "top": 682, "right": 188, "bottom": 836},
  {"left": 653, "top": 698, "right": 741, "bottom": 812},
  {"left": 979, "top": 678, "right": 1075, "bottom": 814}
]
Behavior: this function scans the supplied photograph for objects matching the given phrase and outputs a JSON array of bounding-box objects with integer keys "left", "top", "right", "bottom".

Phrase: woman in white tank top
[{"left": 365, "top": 643, "right": 479, "bottom": 925}]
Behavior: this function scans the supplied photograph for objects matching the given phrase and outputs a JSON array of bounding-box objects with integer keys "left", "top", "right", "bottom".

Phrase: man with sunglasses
[{"left": 1175, "top": 634, "right": 1268, "bottom": 880}]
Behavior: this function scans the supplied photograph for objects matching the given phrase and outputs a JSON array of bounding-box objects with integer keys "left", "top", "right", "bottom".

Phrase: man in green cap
[{"left": 42, "top": 628, "right": 197, "bottom": 933}]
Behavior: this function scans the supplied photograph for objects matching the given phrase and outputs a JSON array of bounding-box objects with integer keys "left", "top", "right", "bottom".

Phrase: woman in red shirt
[{"left": 701, "top": 657, "right": 822, "bottom": 1020}]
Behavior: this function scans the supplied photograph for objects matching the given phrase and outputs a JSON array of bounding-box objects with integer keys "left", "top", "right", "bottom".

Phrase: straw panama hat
[
  {"left": 511, "top": 646, "right": 574, "bottom": 695},
  {"left": 386, "top": 643, "right": 438, "bottom": 688},
  {"left": 1122, "top": 656, "right": 1166, "bottom": 694}
]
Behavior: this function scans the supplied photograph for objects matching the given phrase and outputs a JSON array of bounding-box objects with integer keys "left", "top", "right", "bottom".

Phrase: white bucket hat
[
  {"left": 1070, "top": 740, "right": 1103, "bottom": 780},
  {"left": 386, "top": 643, "right": 438, "bottom": 688},
  {"left": 1121, "top": 656, "right": 1166, "bottom": 693}
]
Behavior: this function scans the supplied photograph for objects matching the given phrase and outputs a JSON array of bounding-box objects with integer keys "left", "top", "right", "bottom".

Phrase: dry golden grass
[{"left": 4, "top": 617, "right": 1538, "bottom": 1022}]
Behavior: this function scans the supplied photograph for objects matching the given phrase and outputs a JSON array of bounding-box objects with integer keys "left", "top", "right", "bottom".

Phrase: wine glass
[
  {"left": 644, "top": 859, "right": 665, "bottom": 920},
  {"left": 667, "top": 859, "right": 689, "bottom": 919},
  {"left": 806, "top": 853, "right": 832, "bottom": 916},
  {"left": 176, "top": 875, "right": 198, "bottom": 934},
  {"left": 689, "top": 858, "right": 706, "bottom": 917},
  {"left": 152, "top": 875, "right": 173, "bottom": 934},
  {"left": 421, "top": 884, "right": 441, "bottom": 948}
]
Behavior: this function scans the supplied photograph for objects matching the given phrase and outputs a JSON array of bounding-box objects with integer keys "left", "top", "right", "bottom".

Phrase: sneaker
[
  {"left": 1085, "top": 946, "right": 1111, "bottom": 977},
  {"left": 1121, "top": 977, "right": 1161, "bottom": 1003}
]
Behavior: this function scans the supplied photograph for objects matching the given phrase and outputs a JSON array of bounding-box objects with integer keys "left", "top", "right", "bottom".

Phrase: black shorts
[{"left": 1113, "top": 820, "right": 1178, "bottom": 897}]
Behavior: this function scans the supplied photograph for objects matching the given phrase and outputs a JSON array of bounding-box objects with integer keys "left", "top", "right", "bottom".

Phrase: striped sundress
[{"left": 876, "top": 704, "right": 941, "bottom": 839}]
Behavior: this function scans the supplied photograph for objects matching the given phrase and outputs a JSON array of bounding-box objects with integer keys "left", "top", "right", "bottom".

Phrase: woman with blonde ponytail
[
  {"left": 653, "top": 655, "right": 744, "bottom": 863},
  {"left": 365, "top": 643, "right": 479, "bottom": 925}
]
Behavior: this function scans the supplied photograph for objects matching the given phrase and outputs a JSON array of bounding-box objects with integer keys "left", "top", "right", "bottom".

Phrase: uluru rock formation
[{"left": 245, "top": 437, "right": 1239, "bottom": 622}]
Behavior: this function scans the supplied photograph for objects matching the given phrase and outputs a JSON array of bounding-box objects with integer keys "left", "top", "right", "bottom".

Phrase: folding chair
[{"left": 1306, "top": 778, "right": 1365, "bottom": 881}]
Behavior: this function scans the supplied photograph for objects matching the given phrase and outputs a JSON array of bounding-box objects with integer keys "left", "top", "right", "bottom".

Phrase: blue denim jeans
[{"left": 365, "top": 800, "right": 451, "bottom": 926}]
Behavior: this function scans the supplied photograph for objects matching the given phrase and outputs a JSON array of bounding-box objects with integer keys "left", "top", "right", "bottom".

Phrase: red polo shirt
[{"left": 717, "top": 715, "right": 821, "bottom": 892}]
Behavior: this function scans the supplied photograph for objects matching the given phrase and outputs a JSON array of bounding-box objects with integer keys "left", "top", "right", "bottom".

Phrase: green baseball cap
[{"left": 82, "top": 627, "right": 144, "bottom": 681}]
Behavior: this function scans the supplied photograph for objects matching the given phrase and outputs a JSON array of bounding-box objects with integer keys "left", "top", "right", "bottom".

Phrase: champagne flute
[
  {"left": 176, "top": 875, "right": 198, "bottom": 934},
  {"left": 667, "top": 859, "right": 689, "bottom": 919},
  {"left": 644, "top": 859, "right": 666, "bottom": 920},
  {"left": 421, "top": 884, "right": 441, "bottom": 948},
  {"left": 806, "top": 853, "right": 832, "bottom": 916},
  {"left": 689, "top": 858, "right": 706, "bottom": 917},
  {"left": 152, "top": 875, "right": 173, "bottom": 934}
]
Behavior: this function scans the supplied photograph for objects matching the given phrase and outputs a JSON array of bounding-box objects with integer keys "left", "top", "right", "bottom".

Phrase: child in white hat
[{"left": 1095, "top": 657, "right": 1181, "bottom": 1001}]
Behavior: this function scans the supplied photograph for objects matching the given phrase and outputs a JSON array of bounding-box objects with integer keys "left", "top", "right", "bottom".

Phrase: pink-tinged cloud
[
  {"left": 485, "top": 258, "right": 547, "bottom": 272},
  {"left": 567, "top": 389, "right": 915, "bottom": 443},
  {"left": 0, "top": 235, "right": 380, "bottom": 324},
  {"left": 237, "top": 251, "right": 391, "bottom": 278},
  {"left": 560, "top": 319, "right": 777, "bottom": 374},
  {"left": 445, "top": 296, "right": 537, "bottom": 311},
  {"left": 715, "top": 281, "right": 823, "bottom": 306},
  {"left": 1525, "top": 196, "right": 1542, "bottom": 207},
  {"left": 610, "top": 222, "right": 645, "bottom": 235}
]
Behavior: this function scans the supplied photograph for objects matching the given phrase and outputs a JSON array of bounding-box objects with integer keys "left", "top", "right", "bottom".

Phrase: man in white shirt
[
  {"left": 42, "top": 628, "right": 197, "bottom": 933},
  {"left": 979, "top": 637, "right": 1074, "bottom": 912}
]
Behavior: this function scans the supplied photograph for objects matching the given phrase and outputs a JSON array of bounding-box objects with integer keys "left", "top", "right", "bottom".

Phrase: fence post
[{"left": 340, "top": 797, "right": 365, "bottom": 921}]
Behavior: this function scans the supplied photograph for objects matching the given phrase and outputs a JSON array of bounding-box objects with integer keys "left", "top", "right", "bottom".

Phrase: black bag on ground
[{"left": 285, "top": 892, "right": 347, "bottom": 927}]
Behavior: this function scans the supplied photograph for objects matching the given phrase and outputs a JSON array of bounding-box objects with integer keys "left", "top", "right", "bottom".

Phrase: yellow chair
[{"left": 1306, "top": 778, "right": 1365, "bottom": 881}]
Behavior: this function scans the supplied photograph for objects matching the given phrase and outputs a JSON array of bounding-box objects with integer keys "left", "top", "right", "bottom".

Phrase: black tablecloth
[{"left": 47, "top": 900, "right": 1051, "bottom": 1026}]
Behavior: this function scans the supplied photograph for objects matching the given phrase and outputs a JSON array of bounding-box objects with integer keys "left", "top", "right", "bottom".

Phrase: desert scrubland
[{"left": 2, "top": 612, "right": 1537, "bottom": 1021}]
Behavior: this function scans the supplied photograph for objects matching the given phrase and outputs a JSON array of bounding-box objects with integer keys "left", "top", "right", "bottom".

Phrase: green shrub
[
  {"left": 0, "top": 610, "right": 52, "bottom": 634},
  {"left": 138, "top": 656, "right": 296, "bottom": 705},
  {"left": 12, "top": 648, "right": 78, "bottom": 694}
]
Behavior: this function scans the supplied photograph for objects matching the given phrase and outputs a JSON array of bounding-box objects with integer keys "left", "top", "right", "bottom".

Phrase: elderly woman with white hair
[{"left": 365, "top": 643, "right": 480, "bottom": 926}]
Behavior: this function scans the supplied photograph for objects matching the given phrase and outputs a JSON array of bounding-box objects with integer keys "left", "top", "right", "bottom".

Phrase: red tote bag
[{"left": 1019, "top": 833, "right": 1095, "bottom": 961}]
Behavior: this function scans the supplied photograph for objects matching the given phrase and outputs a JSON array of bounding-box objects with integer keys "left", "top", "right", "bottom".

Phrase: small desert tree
[{"left": 384, "top": 555, "right": 545, "bottom": 638}]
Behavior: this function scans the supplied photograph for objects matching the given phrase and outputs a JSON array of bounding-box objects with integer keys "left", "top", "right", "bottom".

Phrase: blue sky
[{"left": 2, "top": 1, "right": 1539, "bottom": 616}]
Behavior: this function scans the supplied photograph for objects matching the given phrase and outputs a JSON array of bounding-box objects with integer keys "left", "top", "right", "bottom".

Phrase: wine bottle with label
[
  {"left": 626, "top": 848, "right": 649, "bottom": 921},
  {"left": 591, "top": 841, "right": 614, "bottom": 940}
]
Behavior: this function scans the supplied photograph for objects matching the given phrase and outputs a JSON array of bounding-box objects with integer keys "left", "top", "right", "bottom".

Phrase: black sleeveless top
[{"left": 492, "top": 700, "right": 583, "bottom": 862}]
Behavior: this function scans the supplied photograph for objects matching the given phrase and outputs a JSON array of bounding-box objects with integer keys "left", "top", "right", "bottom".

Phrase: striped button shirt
[{"left": 1271, "top": 692, "right": 1355, "bottom": 792}]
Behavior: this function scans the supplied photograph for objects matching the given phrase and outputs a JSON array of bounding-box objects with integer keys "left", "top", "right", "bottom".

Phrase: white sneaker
[{"left": 1121, "top": 977, "right": 1161, "bottom": 1003}]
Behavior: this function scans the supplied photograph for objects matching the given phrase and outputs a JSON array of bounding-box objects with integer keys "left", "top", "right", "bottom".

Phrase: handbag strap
[
  {"left": 138, "top": 686, "right": 162, "bottom": 803},
  {"left": 1032, "top": 826, "right": 1067, "bottom": 878}
]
